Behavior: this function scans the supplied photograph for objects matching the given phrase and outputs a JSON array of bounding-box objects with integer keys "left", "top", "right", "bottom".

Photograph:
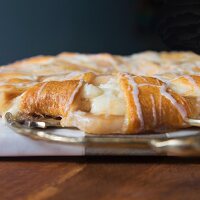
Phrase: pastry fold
[
  {"left": 19, "top": 72, "right": 95, "bottom": 117},
  {"left": 2, "top": 51, "right": 200, "bottom": 134},
  {"left": 119, "top": 74, "right": 191, "bottom": 133},
  {"left": 20, "top": 80, "right": 83, "bottom": 117},
  {"left": 8, "top": 72, "right": 196, "bottom": 134}
]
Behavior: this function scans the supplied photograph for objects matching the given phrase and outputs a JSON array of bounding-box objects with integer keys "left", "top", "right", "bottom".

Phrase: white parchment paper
[
  {"left": 1, "top": 119, "right": 200, "bottom": 156},
  {"left": 0, "top": 120, "right": 85, "bottom": 156}
]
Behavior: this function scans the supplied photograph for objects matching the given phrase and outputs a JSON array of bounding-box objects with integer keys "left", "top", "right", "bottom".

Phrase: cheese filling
[{"left": 81, "top": 78, "right": 126, "bottom": 116}]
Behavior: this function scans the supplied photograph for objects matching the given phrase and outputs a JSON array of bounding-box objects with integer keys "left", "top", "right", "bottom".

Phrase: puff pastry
[{"left": 2, "top": 51, "right": 200, "bottom": 134}]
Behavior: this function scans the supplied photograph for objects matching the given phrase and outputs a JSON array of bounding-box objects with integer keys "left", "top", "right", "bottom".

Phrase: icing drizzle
[
  {"left": 182, "top": 75, "right": 199, "bottom": 91},
  {"left": 123, "top": 73, "right": 188, "bottom": 131},
  {"left": 160, "top": 85, "right": 187, "bottom": 119},
  {"left": 124, "top": 74, "right": 144, "bottom": 130},
  {"left": 150, "top": 94, "right": 157, "bottom": 126},
  {"left": 64, "top": 79, "right": 83, "bottom": 114}
]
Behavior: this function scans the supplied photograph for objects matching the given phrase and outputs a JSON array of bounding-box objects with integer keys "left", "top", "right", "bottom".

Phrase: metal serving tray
[{"left": 5, "top": 112, "right": 200, "bottom": 156}]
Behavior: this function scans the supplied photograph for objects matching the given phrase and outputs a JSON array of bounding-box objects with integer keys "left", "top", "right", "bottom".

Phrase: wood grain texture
[{"left": 0, "top": 157, "right": 200, "bottom": 200}]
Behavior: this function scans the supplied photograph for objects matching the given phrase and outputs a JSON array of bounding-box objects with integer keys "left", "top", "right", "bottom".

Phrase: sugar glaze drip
[
  {"left": 150, "top": 94, "right": 157, "bottom": 126},
  {"left": 64, "top": 79, "right": 84, "bottom": 114},
  {"left": 182, "top": 75, "right": 199, "bottom": 91},
  {"left": 160, "top": 85, "right": 187, "bottom": 119},
  {"left": 124, "top": 74, "right": 144, "bottom": 130}
]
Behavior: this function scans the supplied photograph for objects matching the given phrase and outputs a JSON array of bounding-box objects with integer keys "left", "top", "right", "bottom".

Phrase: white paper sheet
[
  {"left": 0, "top": 120, "right": 85, "bottom": 156},
  {"left": 1, "top": 119, "right": 200, "bottom": 156}
]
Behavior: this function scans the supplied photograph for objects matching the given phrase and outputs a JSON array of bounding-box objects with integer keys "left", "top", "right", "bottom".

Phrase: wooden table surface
[{"left": 0, "top": 157, "right": 200, "bottom": 200}]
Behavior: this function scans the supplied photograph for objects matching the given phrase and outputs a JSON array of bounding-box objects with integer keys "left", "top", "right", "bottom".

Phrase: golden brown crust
[
  {"left": 14, "top": 73, "right": 194, "bottom": 134},
  {"left": 119, "top": 74, "right": 192, "bottom": 134},
  {"left": 0, "top": 72, "right": 36, "bottom": 82},
  {"left": 2, "top": 51, "right": 200, "bottom": 134},
  {"left": 19, "top": 72, "right": 96, "bottom": 118},
  {"left": 73, "top": 72, "right": 95, "bottom": 83},
  {"left": 20, "top": 80, "right": 84, "bottom": 117},
  {"left": 169, "top": 75, "right": 200, "bottom": 96},
  {"left": 58, "top": 52, "right": 119, "bottom": 73},
  {"left": 0, "top": 85, "right": 26, "bottom": 115},
  {"left": 1, "top": 55, "right": 53, "bottom": 68},
  {"left": 160, "top": 51, "right": 199, "bottom": 62}
]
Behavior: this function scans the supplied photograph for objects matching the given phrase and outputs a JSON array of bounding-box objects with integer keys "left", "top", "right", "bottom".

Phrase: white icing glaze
[
  {"left": 150, "top": 94, "right": 157, "bottom": 126},
  {"left": 160, "top": 85, "right": 187, "bottom": 119},
  {"left": 138, "top": 83, "right": 160, "bottom": 87},
  {"left": 36, "top": 82, "right": 49, "bottom": 103},
  {"left": 159, "top": 94, "right": 162, "bottom": 119},
  {"left": 124, "top": 74, "right": 144, "bottom": 130},
  {"left": 182, "top": 75, "right": 199, "bottom": 91},
  {"left": 138, "top": 76, "right": 147, "bottom": 82},
  {"left": 168, "top": 75, "right": 200, "bottom": 97},
  {"left": 64, "top": 79, "right": 83, "bottom": 114},
  {"left": 3, "top": 51, "right": 200, "bottom": 134},
  {"left": 153, "top": 75, "right": 169, "bottom": 83},
  {"left": 58, "top": 54, "right": 112, "bottom": 72},
  {"left": 42, "top": 71, "right": 82, "bottom": 82},
  {"left": 0, "top": 81, "right": 37, "bottom": 88}
]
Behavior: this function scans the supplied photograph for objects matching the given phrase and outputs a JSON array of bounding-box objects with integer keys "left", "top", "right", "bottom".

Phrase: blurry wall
[{"left": 0, "top": 0, "right": 166, "bottom": 65}]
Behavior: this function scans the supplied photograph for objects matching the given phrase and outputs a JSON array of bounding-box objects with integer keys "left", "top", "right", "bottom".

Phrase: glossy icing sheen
[{"left": 1, "top": 51, "right": 200, "bottom": 134}]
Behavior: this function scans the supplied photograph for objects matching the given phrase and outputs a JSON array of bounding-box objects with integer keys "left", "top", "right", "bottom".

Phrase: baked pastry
[
  {"left": 2, "top": 51, "right": 200, "bottom": 134},
  {"left": 6, "top": 72, "right": 200, "bottom": 134}
]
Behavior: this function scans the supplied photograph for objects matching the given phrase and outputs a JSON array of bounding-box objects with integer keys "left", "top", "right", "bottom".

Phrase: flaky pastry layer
[{"left": 2, "top": 51, "right": 200, "bottom": 134}]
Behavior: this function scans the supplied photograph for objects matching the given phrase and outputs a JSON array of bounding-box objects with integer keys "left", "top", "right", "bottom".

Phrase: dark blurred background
[{"left": 0, "top": 0, "right": 200, "bottom": 64}]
